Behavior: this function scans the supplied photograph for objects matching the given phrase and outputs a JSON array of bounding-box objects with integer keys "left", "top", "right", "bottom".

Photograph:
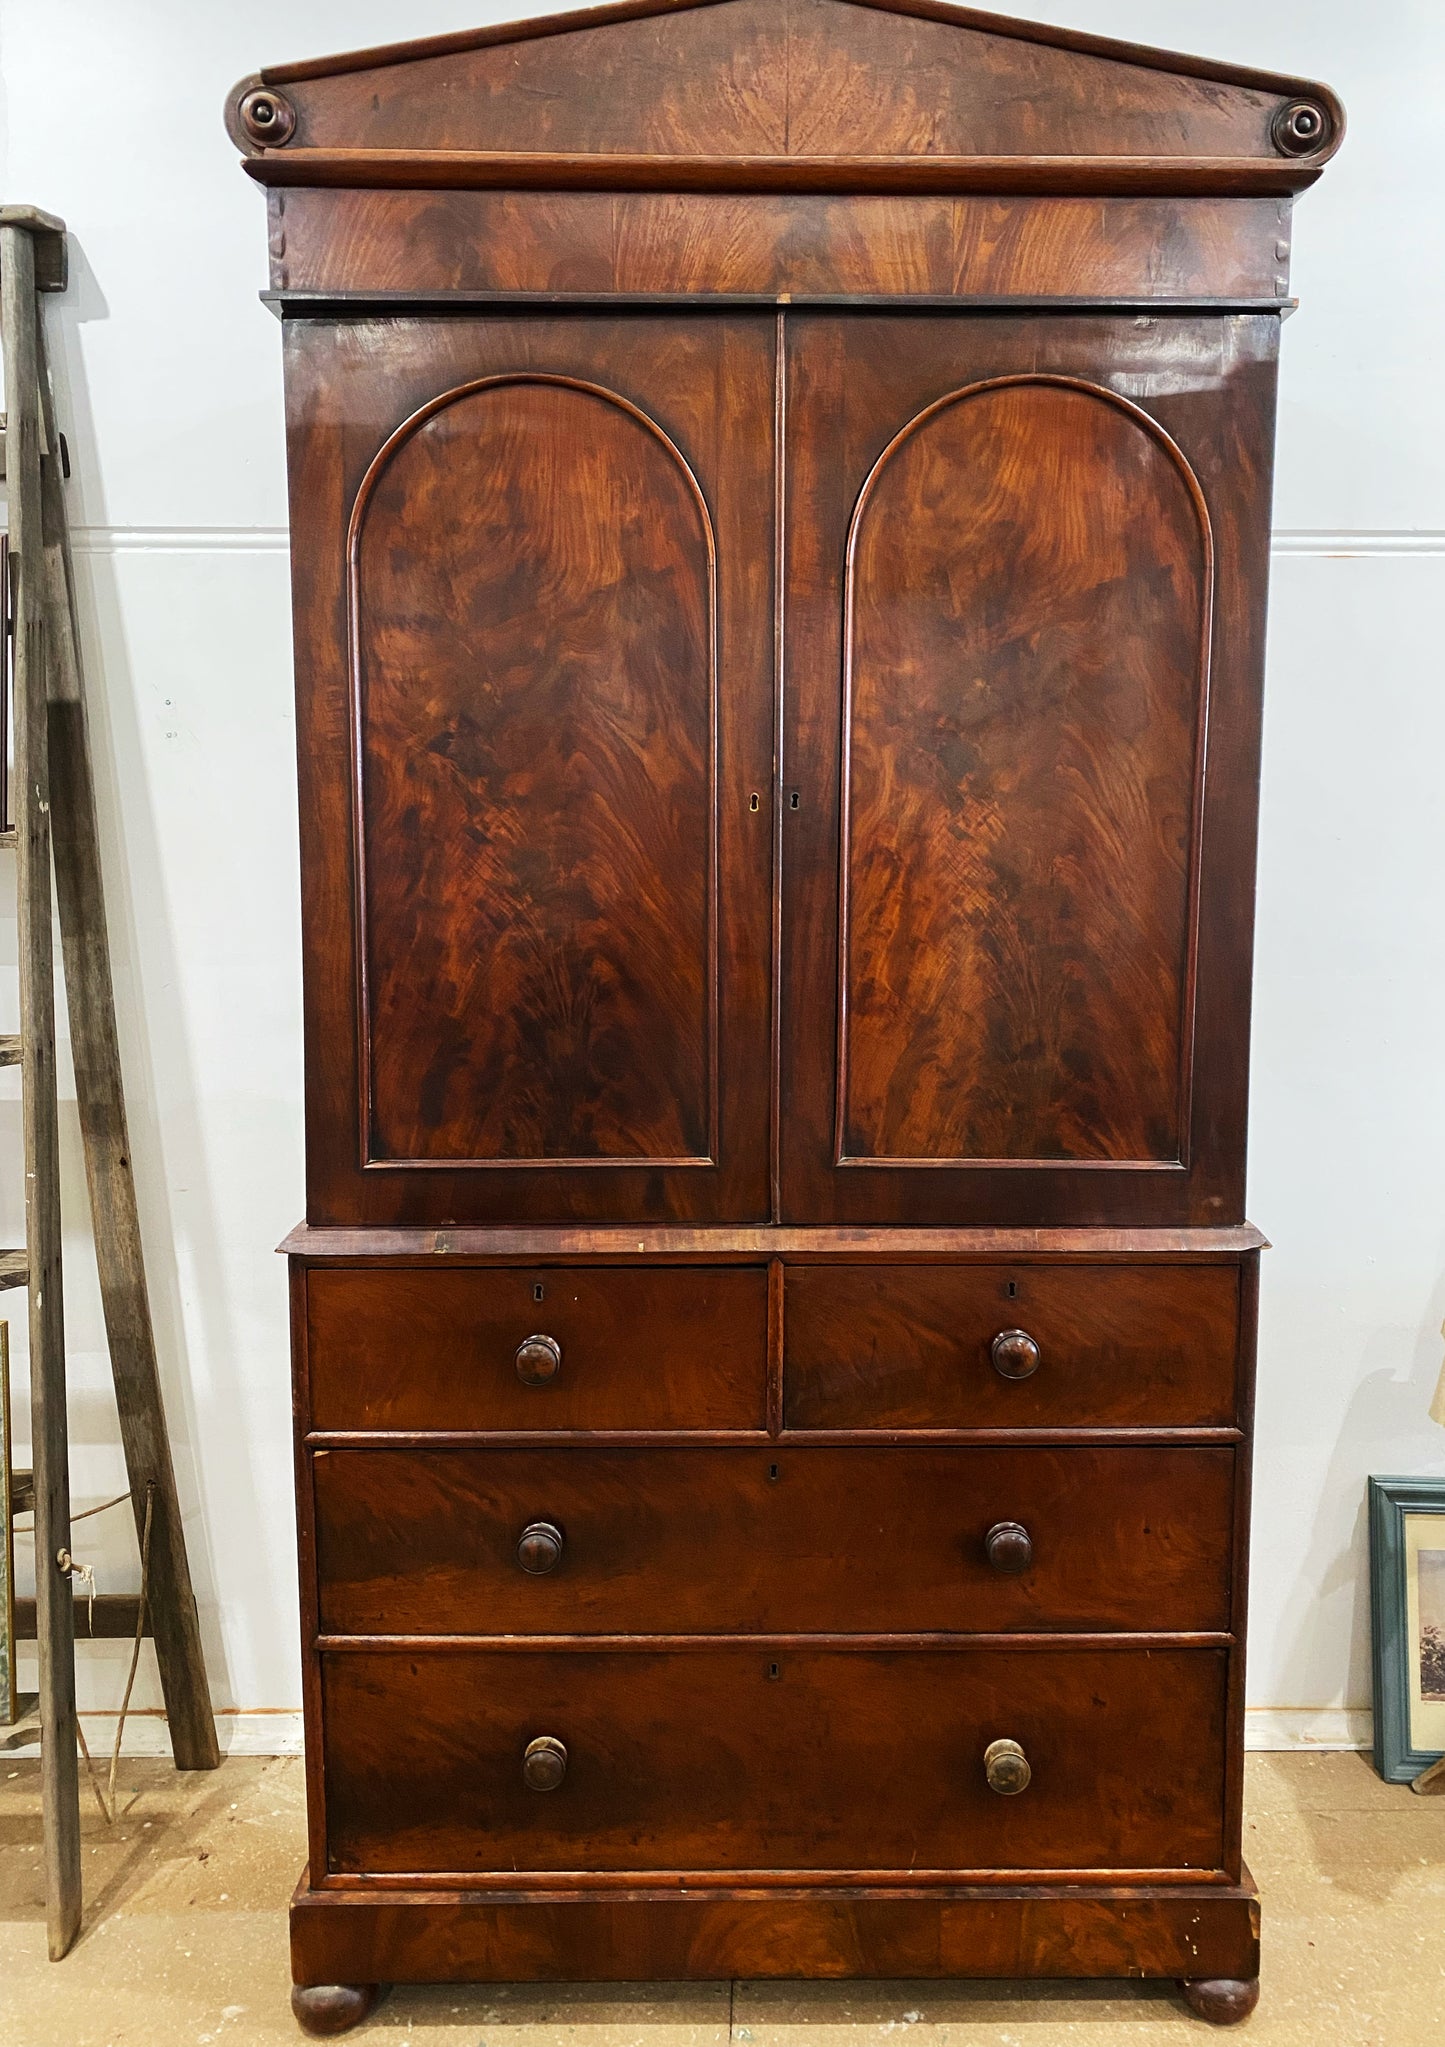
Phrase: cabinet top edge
[
  {"left": 240, "top": 151, "right": 1328, "bottom": 199},
  {"left": 280, "top": 1222, "right": 1270, "bottom": 1261}
]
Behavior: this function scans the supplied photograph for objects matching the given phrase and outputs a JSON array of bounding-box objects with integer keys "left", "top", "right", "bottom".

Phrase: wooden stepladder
[{"left": 1, "top": 205, "right": 218, "bottom": 1960}]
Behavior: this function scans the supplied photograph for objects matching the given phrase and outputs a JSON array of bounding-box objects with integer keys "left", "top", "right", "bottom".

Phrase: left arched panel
[{"left": 350, "top": 376, "right": 717, "bottom": 1167}]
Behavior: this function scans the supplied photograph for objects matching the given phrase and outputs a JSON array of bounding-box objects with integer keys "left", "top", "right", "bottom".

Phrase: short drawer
[
  {"left": 305, "top": 1265, "right": 767, "bottom": 1432},
  {"left": 321, "top": 1645, "right": 1228, "bottom": 1876},
  {"left": 313, "top": 1444, "right": 1235, "bottom": 1636},
  {"left": 784, "top": 1263, "right": 1240, "bottom": 1430}
]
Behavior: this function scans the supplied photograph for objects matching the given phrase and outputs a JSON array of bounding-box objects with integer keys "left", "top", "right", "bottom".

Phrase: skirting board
[{"left": 4, "top": 1708, "right": 1371, "bottom": 1759}]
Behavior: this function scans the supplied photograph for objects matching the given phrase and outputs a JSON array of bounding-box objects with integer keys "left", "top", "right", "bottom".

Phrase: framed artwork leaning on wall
[{"left": 1369, "top": 1475, "right": 1445, "bottom": 1781}]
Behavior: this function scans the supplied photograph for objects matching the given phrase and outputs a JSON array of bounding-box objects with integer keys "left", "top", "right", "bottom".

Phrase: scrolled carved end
[{"left": 1272, "top": 99, "right": 1331, "bottom": 156}]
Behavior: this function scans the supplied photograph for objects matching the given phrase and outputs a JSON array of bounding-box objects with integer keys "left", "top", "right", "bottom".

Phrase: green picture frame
[{"left": 1369, "top": 1475, "right": 1445, "bottom": 1782}]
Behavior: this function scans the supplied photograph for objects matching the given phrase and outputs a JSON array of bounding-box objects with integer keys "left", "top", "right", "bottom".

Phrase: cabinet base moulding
[{"left": 290, "top": 1873, "right": 1260, "bottom": 1992}]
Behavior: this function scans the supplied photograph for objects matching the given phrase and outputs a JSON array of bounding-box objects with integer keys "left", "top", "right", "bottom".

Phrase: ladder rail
[
  {"left": 1, "top": 216, "right": 79, "bottom": 1961},
  {"left": 35, "top": 289, "right": 220, "bottom": 1777},
  {"left": 1, "top": 203, "right": 220, "bottom": 1960}
]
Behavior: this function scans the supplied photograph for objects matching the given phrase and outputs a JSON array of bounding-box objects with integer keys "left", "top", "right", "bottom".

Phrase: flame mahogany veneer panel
[
  {"left": 263, "top": 0, "right": 1332, "bottom": 167},
  {"left": 306, "top": 1265, "right": 769, "bottom": 1432},
  {"left": 840, "top": 377, "right": 1209, "bottom": 1167},
  {"left": 354, "top": 375, "right": 717, "bottom": 1170},
  {"left": 269, "top": 188, "right": 1292, "bottom": 301},
  {"left": 312, "top": 1442, "right": 1236, "bottom": 1636},
  {"left": 784, "top": 1262, "right": 1240, "bottom": 1429},
  {"left": 286, "top": 314, "right": 775, "bottom": 1225},
  {"left": 288, "top": 1880, "right": 1262, "bottom": 1985},
  {"left": 320, "top": 1644, "right": 1229, "bottom": 1877},
  {"left": 779, "top": 311, "right": 1279, "bottom": 1227}
]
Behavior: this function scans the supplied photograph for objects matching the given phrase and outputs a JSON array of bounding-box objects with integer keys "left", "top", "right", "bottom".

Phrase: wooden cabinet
[{"left": 230, "top": 0, "right": 1339, "bottom": 2030}]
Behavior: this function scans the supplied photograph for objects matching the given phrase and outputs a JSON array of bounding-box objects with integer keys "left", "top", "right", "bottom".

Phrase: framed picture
[{"left": 1369, "top": 1475, "right": 1445, "bottom": 1781}]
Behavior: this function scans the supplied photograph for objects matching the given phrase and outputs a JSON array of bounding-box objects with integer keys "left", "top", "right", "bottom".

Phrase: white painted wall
[{"left": 1, "top": 0, "right": 1441, "bottom": 1752}]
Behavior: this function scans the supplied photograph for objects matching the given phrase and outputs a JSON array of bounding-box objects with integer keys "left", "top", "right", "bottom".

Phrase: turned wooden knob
[
  {"left": 517, "top": 1520, "right": 565, "bottom": 1574},
  {"left": 522, "top": 1735, "right": 568, "bottom": 1791},
  {"left": 991, "top": 1328, "right": 1041, "bottom": 1379},
  {"left": 985, "top": 1520, "right": 1034, "bottom": 1574},
  {"left": 515, "top": 1333, "right": 562, "bottom": 1384},
  {"left": 984, "top": 1737, "right": 1031, "bottom": 1796}
]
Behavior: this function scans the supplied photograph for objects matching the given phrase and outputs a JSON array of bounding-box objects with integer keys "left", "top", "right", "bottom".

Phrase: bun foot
[
  {"left": 1180, "top": 1978, "right": 1260, "bottom": 2026},
  {"left": 291, "top": 1983, "right": 388, "bottom": 2036}
]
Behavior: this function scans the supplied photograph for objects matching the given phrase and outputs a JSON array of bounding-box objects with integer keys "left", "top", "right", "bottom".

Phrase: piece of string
[
  {"left": 55, "top": 1549, "right": 97, "bottom": 1634},
  {"left": 74, "top": 1715, "right": 111, "bottom": 1825},
  {"left": 12, "top": 1487, "right": 132, "bottom": 1533},
  {"left": 107, "top": 1484, "right": 155, "bottom": 1819},
  {"left": 37, "top": 1485, "right": 157, "bottom": 1826}
]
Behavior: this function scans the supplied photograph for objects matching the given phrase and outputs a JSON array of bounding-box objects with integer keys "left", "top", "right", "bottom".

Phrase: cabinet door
[
  {"left": 286, "top": 315, "right": 775, "bottom": 1225},
  {"left": 779, "top": 313, "right": 1278, "bottom": 1227}
]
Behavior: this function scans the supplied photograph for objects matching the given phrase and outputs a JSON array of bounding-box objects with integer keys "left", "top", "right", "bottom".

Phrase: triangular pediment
[{"left": 227, "top": 0, "right": 1341, "bottom": 194}]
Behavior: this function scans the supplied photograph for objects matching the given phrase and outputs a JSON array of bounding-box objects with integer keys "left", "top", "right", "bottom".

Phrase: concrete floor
[{"left": 1, "top": 1752, "right": 1441, "bottom": 2046}]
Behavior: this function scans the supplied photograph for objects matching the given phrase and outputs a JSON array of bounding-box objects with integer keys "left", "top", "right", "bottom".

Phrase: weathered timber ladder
[{"left": 0, "top": 204, "right": 218, "bottom": 1960}]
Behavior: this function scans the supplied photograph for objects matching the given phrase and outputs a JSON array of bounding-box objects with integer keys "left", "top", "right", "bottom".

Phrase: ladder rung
[
  {"left": 9, "top": 1468, "right": 32, "bottom": 1516},
  {"left": 0, "top": 1249, "right": 29, "bottom": 1290},
  {"left": 0, "top": 1035, "right": 20, "bottom": 1065},
  {"left": 15, "top": 1595, "right": 149, "bottom": 1642},
  {"left": 0, "top": 830, "right": 14, "bottom": 849}
]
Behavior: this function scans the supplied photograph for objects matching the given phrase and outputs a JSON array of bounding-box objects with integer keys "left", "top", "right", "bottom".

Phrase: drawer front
[
  {"left": 314, "top": 1444, "right": 1235, "bottom": 1636},
  {"left": 321, "top": 1646, "right": 1228, "bottom": 1876},
  {"left": 785, "top": 1263, "right": 1240, "bottom": 1430},
  {"left": 306, "top": 1266, "right": 768, "bottom": 1432}
]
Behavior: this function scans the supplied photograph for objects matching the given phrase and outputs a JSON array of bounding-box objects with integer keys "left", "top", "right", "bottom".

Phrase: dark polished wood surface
[
  {"left": 320, "top": 1644, "right": 1228, "bottom": 1877},
  {"left": 283, "top": 1222, "right": 1269, "bottom": 1259},
  {"left": 306, "top": 1266, "right": 769, "bottom": 1432},
  {"left": 289, "top": 1873, "right": 1260, "bottom": 1984},
  {"left": 785, "top": 1261, "right": 1240, "bottom": 1430},
  {"left": 779, "top": 311, "right": 1278, "bottom": 1227},
  {"left": 292, "top": 305, "right": 1275, "bottom": 1229},
  {"left": 234, "top": 0, "right": 1338, "bottom": 2011},
  {"left": 287, "top": 314, "right": 773, "bottom": 1224},
  {"left": 837, "top": 374, "right": 1208, "bottom": 1170},
  {"left": 231, "top": 0, "right": 1342, "bottom": 201},
  {"left": 268, "top": 190, "right": 1294, "bottom": 303},
  {"left": 353, "top": 374, "right": 718, "bottom": 1172},
  {"left": 312, "top": 1442, "right": 1236, "bottom": 1636}
]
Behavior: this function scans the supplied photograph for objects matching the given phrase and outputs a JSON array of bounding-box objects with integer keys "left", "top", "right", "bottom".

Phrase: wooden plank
[
  {"left": 2, "top": 218, "right": 80, "bottom": 1961},
  {"left": 15, "top": 1594, "right": 148, "bottom": 1642},
  {"left": 241, "top": 147, "right": 1326, "bottom": 199},
  {"left": 0, "top": 206, "right": 65, "bottom": 291},
  {"left": 35, "top": 295, "right": 220, "bottom": 1775},
  {"left": 280, "top": 1220, "right": 1271, "bottom": 1260}
]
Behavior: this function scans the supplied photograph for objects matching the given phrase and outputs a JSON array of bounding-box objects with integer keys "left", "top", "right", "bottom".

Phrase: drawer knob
[
  {"left": 984, "top": 1737, "right": 1032, "bottom": 1796},
  {"left": 984, "top": 1520, "right": 1034, "bottom": 1574},
  {"left": 991, "top": 1328, "right": 1041, "bottom": 1379},
  {"left": 517, "top": 1520, "right": 565, "bottom": 1575},
  {"left": 522, "top": 1735, "right": 568, "bottom": 1792},
  {"left": 516, "top": 1333, "right": 562, "bottom": 1385}
]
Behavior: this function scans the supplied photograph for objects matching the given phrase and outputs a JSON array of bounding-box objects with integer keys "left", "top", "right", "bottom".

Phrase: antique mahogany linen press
[{"left": 225, "top": 0, "right": 1341, "bottom": 2031}]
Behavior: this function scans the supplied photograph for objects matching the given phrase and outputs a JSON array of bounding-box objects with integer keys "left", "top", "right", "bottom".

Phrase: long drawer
[
  {"left": 306, "top": 1266, "right": 768, "bottom": 1431},
  {"left": 784, "top": 1263, "right": 1240, "bottom": 1430},
  {"left": 313, "top": 1444, "right": 1235, "bottom": 1636},
  {"left": 321, "top": 1645, "right": 1229, "bottom": 1876}
]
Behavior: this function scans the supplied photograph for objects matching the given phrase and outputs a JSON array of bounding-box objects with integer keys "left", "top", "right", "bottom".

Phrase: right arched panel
[{"left": 840, "top": 376, "right": 1212, "bottom": 1166}]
